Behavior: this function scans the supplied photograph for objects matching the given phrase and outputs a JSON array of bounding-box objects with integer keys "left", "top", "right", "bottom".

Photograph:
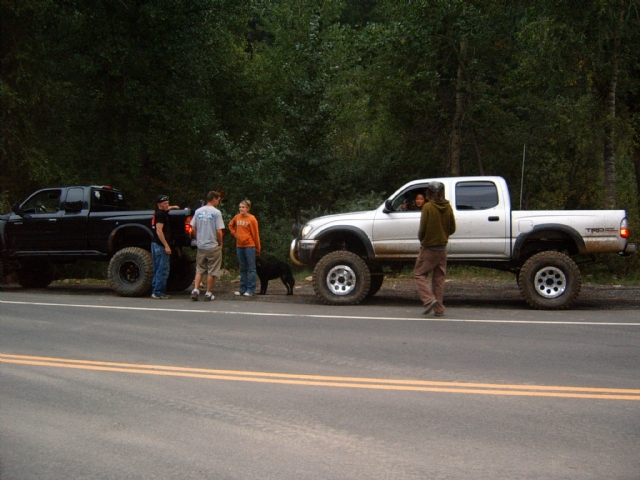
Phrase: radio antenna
[{"left": 520, "top": 144, "right": 526, "bottom": 210}]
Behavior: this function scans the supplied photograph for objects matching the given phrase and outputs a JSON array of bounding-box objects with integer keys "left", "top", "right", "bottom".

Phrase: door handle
[
  {"left": 49, "top": 218, "right": 57, "bottom": 223},
  {"left": 488, "top": 216, "right": 499, "bottom": 222}
]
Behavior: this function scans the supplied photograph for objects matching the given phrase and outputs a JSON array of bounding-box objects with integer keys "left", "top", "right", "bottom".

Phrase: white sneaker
[
  {"left": 234, "top": 291, "right": 242, "bottom": 296},
  {"left": 191, "top": 289, "right": 200, "bottom": 301},
  {"left": 243, "top": 292, "right": 254, "bottom": 297},
  {"left": 204, "top": 293, "right": 214, "bottom": 301}
]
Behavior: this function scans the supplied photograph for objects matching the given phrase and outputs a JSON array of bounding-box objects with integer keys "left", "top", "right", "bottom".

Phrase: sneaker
[
  {"left": 234, "top": 291, "right": 243, "bottom": 296},
  {"left": 151, "top": 294, "right": 171, "bottom": 300},
  {"left": 243, "top": 292, "right": 254, "bottom": 297},
  {"left": 191, "top": 289, "right": 200, "bottom": 301},
  {"left": 204, "top": 293, "right": 214, "bottom": 301},
  {"left": 434, "top": 312, "right": 444, "bottom": 317},
  {"left": 423, "top": 300, "right": 438, "bottom": 315}
]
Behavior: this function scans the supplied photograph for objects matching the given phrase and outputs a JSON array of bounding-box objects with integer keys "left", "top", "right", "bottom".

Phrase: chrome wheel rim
[
  {"left": 326, "top": 265, "right": 356, "bottom": 296},
  {"left": 534, "top": 266, "right": 567, "bottom": 298}
]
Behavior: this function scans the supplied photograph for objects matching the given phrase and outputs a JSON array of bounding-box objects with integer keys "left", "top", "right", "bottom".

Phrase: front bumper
[{"left": 290, "top": 238, "right": 317, "bottom": 266}]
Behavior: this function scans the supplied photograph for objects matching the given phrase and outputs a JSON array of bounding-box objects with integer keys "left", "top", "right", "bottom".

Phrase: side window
[
  {"left": 455, "top": 182, "right": 499, "bottom": 210},
  {"left": 21, "top": 189, "right": 62, "bottom": 214},
  {"left": 392, "top": 187, "right": 430, "bottom": 212},
  {"left": 65, "top": 188, "right": 85, "bottom": 212},
  {"left": 91, "top": 189, "right": 127, "bottom": 212}
]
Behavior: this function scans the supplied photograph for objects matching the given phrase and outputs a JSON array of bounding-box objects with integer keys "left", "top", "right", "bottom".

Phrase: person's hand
[{"left": 165, "top": 245, "right": 172, "bottom": 254}]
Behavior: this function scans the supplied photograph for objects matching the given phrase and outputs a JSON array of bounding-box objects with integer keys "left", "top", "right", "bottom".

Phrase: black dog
[{"left": 256, "top": 257, "right": 295, "bottom": 295}]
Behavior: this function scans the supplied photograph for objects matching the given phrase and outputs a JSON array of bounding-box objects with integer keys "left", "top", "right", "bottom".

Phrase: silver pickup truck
[{"left": 290, "top": 176, "right": 636, "bottom": 309}]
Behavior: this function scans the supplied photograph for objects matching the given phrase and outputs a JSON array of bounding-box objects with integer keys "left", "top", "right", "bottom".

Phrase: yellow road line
[{"left": 2, "top": 354, "right": 640, "bottom": 400}]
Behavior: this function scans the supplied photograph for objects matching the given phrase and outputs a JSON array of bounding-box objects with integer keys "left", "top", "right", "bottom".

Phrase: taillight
[
  {"left": 620, "top": 218, "right": 629, "bottom": 239},
  {"left": 185, "top": 216, "right": 193, "bottom": 235}
]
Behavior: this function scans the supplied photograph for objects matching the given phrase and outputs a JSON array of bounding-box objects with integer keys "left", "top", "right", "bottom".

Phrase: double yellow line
[{"left": 3, "top": 353, "right": 640, "bottom": 400}]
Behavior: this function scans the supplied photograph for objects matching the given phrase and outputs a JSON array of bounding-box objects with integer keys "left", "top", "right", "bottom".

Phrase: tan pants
[{"left": 414, "top": 247, "right": 447, "bottom": 314}]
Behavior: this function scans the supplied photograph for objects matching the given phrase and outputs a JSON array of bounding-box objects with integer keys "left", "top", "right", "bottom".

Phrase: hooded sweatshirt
[{"left": 418, "top": 200, "right": 456, "bottom": 248}]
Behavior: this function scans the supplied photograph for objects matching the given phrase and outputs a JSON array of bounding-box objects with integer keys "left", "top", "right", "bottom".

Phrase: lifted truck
[
  {"left": 0, "top": 185, "right": 195, "bottom": 296},
  {"left": 291, "top": 176, "right": 636, "bottom": 310}
]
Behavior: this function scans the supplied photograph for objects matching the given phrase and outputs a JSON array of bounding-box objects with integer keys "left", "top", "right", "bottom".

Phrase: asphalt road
[{"left": 1, "top": 289, "right": 639, "bottom": 479}]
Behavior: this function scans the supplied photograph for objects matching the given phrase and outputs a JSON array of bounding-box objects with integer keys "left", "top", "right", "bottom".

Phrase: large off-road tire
[
  {"left": 366, "top": 268, "right": 385, "bottom": 298},
  {"left": 518, "top": 251, "right": 581, "bottom": 310},
  {"left": 313, "top": 251, "right": 371, "bottom": 305},
  {"left": 166, "top": 252, "right": 195, "bottom": 293},
  {"left": 16, "top": 261, "right": 55, "bottom": 289},
  {"left": 108, "top": 247, "right": 154, "bottom": 297}
]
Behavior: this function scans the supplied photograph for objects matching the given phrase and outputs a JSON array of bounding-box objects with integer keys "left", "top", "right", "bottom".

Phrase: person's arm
[
  {"left": 448, "top": 207, "right": 456, "bottom": 235},
  {"left": 216, "top": 229, "right": 224, "bottom": 249},
  {"left": 418, "top": 208, "right": 429, "bottom": 242},
  {"left": 168, "top": 205, "right": 180, "bottom": 210},
  {"left": 156, "top": 222, "right": 172, "bottom": 254},
  {"left": 228, "top": 216, "right": 237, "bottom": 237},
  {"left": 251, "top": 217, "right": 261, "bottom": 255}
]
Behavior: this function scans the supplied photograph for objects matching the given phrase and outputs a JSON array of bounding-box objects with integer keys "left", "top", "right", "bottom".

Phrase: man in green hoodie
[{"left": 414, "top": 181, "right": 456, "bottom": 316}]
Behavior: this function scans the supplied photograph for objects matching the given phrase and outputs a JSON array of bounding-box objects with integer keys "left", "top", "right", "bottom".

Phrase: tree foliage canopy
[{"left": 2, "top": 0, "right": 639, "bottom": 262}]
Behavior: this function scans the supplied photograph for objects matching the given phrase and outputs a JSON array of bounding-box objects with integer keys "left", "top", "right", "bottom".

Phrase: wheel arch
[
  {"left": 109, "top": 224, "right": 153, "bottom": 255},
  {"left": 313, "top": 226, "right": 374, "bottom": 262},
  {"left": 513, "top": 224, "right": 585, "bottom": 262}
]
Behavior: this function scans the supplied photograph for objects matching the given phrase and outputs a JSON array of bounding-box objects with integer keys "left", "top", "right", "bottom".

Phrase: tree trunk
[
  {"left": 471, "top": 127, "right": 484, "bottom": 175},
  {"left": 450, "top": 37, "right": 466, "bottom": 177},
  {"left": 603, "top": 8, "right": 623, "bottom": 209},
  {"left": 634, "top": 141, "right": 640, "bottom": 217}
]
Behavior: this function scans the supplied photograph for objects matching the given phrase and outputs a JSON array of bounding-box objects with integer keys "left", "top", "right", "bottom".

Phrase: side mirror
[
  {"left": 11, "top": 203, "right": 21, "bottom": 215},
  {"left": 383, "top": 200, "right": 394, "bottom": 213}
]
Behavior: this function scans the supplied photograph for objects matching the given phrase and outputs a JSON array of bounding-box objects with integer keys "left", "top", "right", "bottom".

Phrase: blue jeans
[
  {"left": 236, "top": 247, "right": 256, "bottom": 294},
  {"left": 151, "top": 242, "right": 170, "bottom": 296}
]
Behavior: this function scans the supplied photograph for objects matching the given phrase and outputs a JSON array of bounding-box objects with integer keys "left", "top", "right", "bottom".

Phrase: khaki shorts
[{"left": 195, "top": 247, "right": 222, "bottom": 277}]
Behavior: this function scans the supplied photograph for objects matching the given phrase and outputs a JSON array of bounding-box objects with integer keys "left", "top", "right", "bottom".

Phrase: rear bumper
[{"left": 621, "top": 243, "right": 637, "bottom": 256}]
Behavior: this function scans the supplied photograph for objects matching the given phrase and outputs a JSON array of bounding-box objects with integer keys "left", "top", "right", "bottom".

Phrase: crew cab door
[
  {"left": 448, "top": 180, "right": 509, "bottom": 258},
  {"left": 58, "top": 187, "right": 89, "bottom": 249},
  {"left": 5, "top": 189, "right": 63, "bottom": 251}
]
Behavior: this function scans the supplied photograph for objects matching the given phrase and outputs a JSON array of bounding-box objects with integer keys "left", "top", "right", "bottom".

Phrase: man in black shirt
[{"left": 151, "top": 194, "right": 179, "bottom": 299}]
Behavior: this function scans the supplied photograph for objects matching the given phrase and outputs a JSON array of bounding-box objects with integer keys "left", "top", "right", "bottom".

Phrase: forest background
[{"left": 2, "top": 0, "right": 639, "bottom": 277}]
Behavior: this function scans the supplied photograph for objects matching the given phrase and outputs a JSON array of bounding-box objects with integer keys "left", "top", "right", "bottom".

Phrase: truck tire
[
  {"left": 108, "top": 247, "right": 154, "bottom": 297},
  {"left": 366, "top": 269, "right": 385, "bottom": 298},
  {"left": 313, "top": 251, "right": 371, "bottom": 305},
  {"left": 518, "top": 251, "right": 581, "bottom": 310},
  {"left": 166, "top": 253, "right": 195, "bottom": 293},
  {"left": 17, "top": 261, "right": 55, "bottom": 289}
]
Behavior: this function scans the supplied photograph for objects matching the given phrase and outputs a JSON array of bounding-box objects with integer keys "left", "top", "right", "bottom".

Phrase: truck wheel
[
  {"left": 518, "top": 251, "right": 581, "bottom": 310},
  {"left": 366, "top": 269, "right": 385, "bottom": 298},
  {"left": 166, "top": 253, "right": 195, "bottom": 292},
  {"left": 313, "top": 251, "right": 371, "bottom": 305},
  {"left": 108, "top": 247, "right": 153, "bottom": 297},
  {"left": 17, "top": 262, "right": 55, "bottom": 289}
]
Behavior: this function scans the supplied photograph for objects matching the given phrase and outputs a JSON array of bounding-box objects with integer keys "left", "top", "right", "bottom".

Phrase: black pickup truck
[{"left": 0, "top": 185, "right": 195, "bottom": 296}]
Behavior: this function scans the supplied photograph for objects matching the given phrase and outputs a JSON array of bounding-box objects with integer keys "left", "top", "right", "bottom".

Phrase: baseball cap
[
  {"left": 425, "top": 182, "right": 444, "bottom": 193},
  {"left": 156, "top": 194, "right": 169, "bottom": 203}
]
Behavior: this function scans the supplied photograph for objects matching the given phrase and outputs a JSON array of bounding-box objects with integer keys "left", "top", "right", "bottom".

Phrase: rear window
[
  {"left": 455, "top": 181, "right": 499, "bottom": 210},
  {"left": 91, "top": 189, "right": 128, "bottom": 212}
]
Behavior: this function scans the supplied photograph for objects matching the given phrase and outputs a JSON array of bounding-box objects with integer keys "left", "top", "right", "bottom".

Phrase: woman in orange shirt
[{"left": 228, "top": 199, "right": 261, "bottom": 296}]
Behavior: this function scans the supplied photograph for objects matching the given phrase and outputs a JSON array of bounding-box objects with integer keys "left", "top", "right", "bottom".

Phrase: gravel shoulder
[{"left": 3, "top": 276, "right": 639, "bottom": 310}]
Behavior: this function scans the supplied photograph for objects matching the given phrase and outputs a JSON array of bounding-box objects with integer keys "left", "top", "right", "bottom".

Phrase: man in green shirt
[{"left": 414, "top": 182, "right": 456, "bottom": 316}]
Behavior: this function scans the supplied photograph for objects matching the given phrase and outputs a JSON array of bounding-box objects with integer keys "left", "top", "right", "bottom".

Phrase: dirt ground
[
  {"left": 238, "top": 276, "right": 640, "bottom": 310},
  {"left": 3, "top": 276, "right": 639, "bottom": 311}
]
